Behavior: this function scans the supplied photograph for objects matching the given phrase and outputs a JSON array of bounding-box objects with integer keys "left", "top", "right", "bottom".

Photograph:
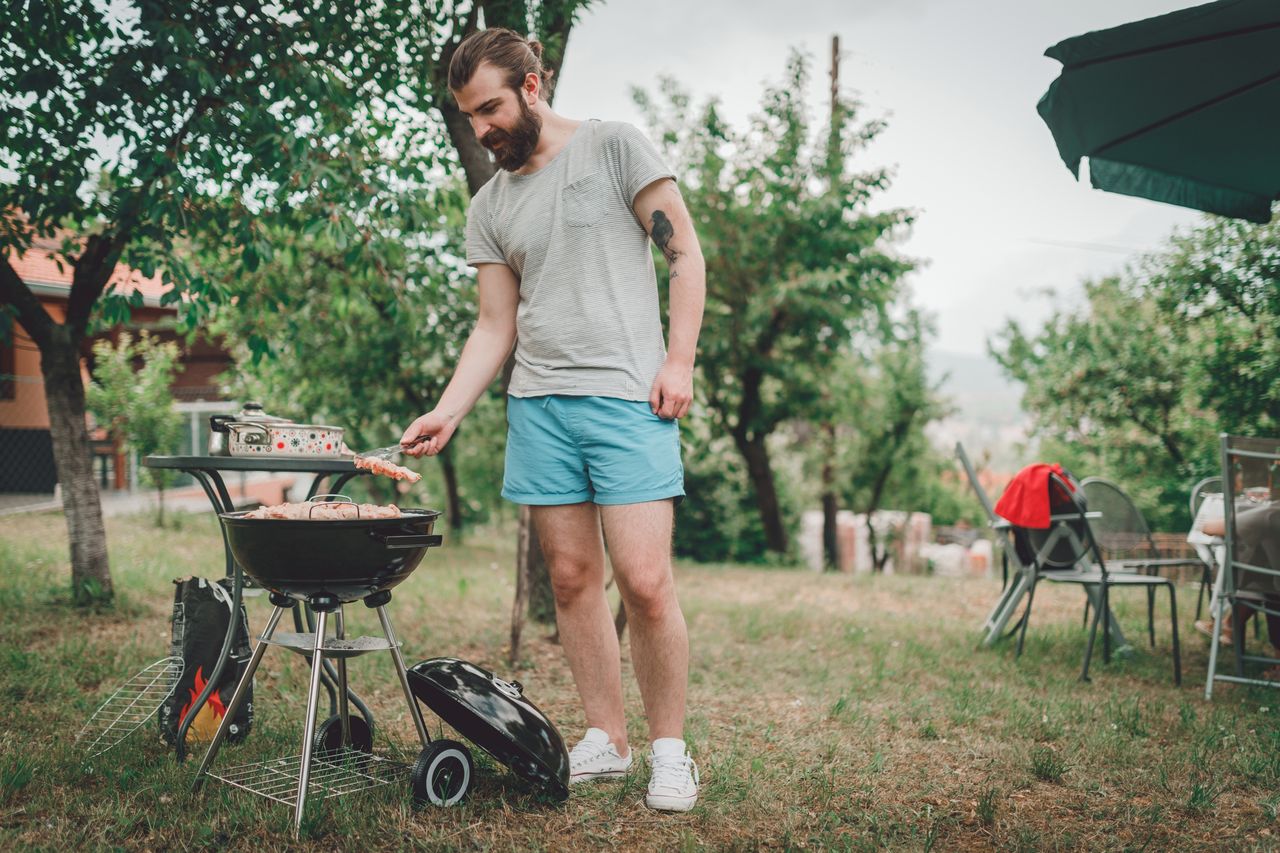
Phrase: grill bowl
[{"left": 220, "top": 508, "right": 442, "bottom": 603}]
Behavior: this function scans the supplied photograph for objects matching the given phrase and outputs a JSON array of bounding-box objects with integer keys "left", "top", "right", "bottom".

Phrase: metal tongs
[{"left": 354, "top": 434, "right": 429, "bottom": 462}]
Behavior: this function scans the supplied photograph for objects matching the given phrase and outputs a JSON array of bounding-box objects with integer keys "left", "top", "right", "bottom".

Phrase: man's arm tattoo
[{"left": 649, "top": 210, "right": 682, "bottom": 276}]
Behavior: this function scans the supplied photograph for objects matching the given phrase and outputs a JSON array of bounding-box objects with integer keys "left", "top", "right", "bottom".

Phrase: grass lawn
[{"left": 1, "top": 509, "right": 1278, "bottom": 851}]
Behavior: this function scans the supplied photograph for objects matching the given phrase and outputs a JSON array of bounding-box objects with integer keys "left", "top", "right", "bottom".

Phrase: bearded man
[{"left": 400, "top": 27, "right": 707, "bottom": 812}]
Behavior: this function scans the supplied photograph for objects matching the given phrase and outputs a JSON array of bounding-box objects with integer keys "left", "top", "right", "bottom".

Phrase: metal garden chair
[
  {"left": 956, "top": 443, "right": 1180, "bottom": 684},
  {"left": 1078, "top": 477, "right": 1204, "bottom": 646},
  {"left": 1205, "top": 435, "right": 1280, "bottom": 699},
  {"left": 1017, "top": 473, "right": 1182, "bottom": 685},
  {"left": 958, "top": 443, "right": 1106, "bottom": 648}
]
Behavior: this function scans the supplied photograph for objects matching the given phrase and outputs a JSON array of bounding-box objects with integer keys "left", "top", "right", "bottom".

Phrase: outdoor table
[
  {"left": 982, "top": 513, "right": 1131, "bottom": 651},
  {"left": 142, "top": 455, "right": 372, "bottom": 760}
]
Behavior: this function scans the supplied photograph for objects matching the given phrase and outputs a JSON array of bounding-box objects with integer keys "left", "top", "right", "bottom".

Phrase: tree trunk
[
  {"left": 437, "top": 3, "right": 580, "bottom": 655},
  {"left": 866, "top": 515, "right": 889, "bottom": 573},
  {"left": 822, "top": 491, "right": 839, "bottom": 571},
  {"left": 42, "top": 325, "right": 113, "bottom": 603},
  {"left": 821, "top": 424, "right": 838, "bottom": 570},
  {"left": 614, "top": 598, "right": 628, "bottom": 639},
  {"left": 437, "top": 444, "right": 464, "bottom": 532},
  {"left": 524, "top": 506, "right": 556, "bottom": 623},
  {"left": 733, "top": 431, "right": 788, "bottom": 553},
  {"left": 509, "top": 505, "right": 534, "bottom": 665}
]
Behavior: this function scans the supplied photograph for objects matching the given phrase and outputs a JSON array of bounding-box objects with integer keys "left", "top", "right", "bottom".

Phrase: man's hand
[
  {"left": 399, "top": 409, "right": 459, "bottom": 457},
  {"left": 649, "top": 358, "right": 694, "bottom": 420}
]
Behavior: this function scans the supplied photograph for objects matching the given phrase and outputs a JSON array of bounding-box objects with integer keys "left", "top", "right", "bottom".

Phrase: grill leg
[
  {"left": 192, "top": 605, "right": 286, "bottom": 792},
  {"left": 375, "top": 605, "right": 431, "bottom": 749},
  {"left": 294, "top": 609, "right": 329, "bottom": 834},
  {"left": 335, "top": 606, "right": 352, "bottom": 747}
]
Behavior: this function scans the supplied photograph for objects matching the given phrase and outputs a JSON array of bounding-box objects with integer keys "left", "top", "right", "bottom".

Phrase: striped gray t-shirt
[{"left": 465, "top": 119, "right": 675, "bottom": 400}]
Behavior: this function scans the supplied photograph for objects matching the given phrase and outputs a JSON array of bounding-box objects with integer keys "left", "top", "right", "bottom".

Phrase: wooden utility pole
[
  {"left": 821, "top": 34, "right": 842, "bottom": 571},
  {"left": 830, "top": 34, "right": 840, "bottom": 115}
]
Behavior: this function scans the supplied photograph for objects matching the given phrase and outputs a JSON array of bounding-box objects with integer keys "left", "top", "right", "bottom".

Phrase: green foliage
[
  {"left": 835, "top": 313, "right": 952, "bottom": 511},
  {"left": 787, "top": 311, "right": 962, "bottom": 566},
  {"left": 991, "top": 276, "right": 1214, "bottom": 529},
  {"left": 634, "top": 51, "right": 914, "bottom": 551},
  {"left": 85, "top": 331, "right": 183, "bottom": 522},
  {"left": 2, "top": 3, "right": 445, "bottom": 329},
  {"left": 206, "top": 179, "right": 507, "bottom": 525},
  {"left": 674, "top": 434, "right": 789, "bottom": 564},
  {"left": 991, "top": 217, "right": 1280, "bottom": 530},
  {"left": 1148, "top": 217, "right": 1280, "bottom": 434}
]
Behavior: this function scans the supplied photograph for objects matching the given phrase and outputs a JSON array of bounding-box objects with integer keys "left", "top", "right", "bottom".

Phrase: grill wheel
[
  {"left": 412, "top": 739, "right": 473, "bottom": 807},
  {"left": 312, "top": 713, "right": 373, "bottom": 757}
]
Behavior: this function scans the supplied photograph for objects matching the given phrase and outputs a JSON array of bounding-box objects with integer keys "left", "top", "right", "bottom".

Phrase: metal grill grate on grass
[
  {"left": 208, "top": 751, "right": 409, "bottom": 807},
  {"left": 76, "top": 656, "right": 184, "bottom": 760}
]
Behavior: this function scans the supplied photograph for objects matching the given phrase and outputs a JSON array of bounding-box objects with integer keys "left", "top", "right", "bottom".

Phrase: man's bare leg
[
  {"left": 533, "top": 502, "right": 629, "bottom": 756},
  {"left": 599, "top": 500, "right": 687, "bottom": 741}
]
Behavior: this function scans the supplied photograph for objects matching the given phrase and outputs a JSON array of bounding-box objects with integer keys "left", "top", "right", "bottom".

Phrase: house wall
[
  {"left": 0, "top": 299, "right": 70, "bottom": 430},
  {"left": 1, "top": 298, "right": 233, "bottom": 494}
]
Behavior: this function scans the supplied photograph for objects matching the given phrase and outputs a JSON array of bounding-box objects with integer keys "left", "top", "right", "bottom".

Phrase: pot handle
[
  {"left": 370, "top": 532, "right": 443, "bottom": 549},
  {"left": 209, "top": 414, "right": 235, "bottom": 433}
]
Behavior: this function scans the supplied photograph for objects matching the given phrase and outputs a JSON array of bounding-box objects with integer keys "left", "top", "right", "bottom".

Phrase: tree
[
  {"left": 839, "top": 308, "right": 952, "bottom": 568},
  {"left": 204, "top": 181, "right": 498, "bottom": 528},
  {"left": 1, "top": 2, "right": 441, "bottom": 603},
  {"left": 86, "top": 331, "right": 183, "bottom": 526},
  {"left": 633, "top": 53, "right": 914, "bottom": 554},
  {"left": 991, "top": 273, "right": 1216, "bottom": 531},
  {"left": 1147, "top": 217, "right": 1280, "bottom": 436},
  {"left": 992, "top": 217, "right": 1280, "bottom": 531}
]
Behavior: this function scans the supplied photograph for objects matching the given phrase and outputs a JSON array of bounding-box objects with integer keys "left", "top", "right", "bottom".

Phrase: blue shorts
[{"left": 503, "top": 395, "right": 685, "bottom": 506}]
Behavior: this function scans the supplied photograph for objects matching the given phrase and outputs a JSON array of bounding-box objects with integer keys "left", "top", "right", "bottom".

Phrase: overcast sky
[{"left": 555, "top": 0, "right": 1203, "bottom": 356}]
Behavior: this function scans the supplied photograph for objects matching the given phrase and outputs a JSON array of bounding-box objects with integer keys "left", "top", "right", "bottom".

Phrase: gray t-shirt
[{"left": 465, "top": 119, "right": 675, "bottom": 400}]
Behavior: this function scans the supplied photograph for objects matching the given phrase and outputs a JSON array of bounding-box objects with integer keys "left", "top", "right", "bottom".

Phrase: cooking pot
[
  {"left": 209, "top": 403, "right": 345, "bottom": 459},
  {"left": 219, "top": 507, "right": 442, "bottom": 603}
]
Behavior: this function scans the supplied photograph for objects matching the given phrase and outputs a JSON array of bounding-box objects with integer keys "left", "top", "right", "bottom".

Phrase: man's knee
[
  {"left": 617, "top": 568, "right": 676, "bottom": 622},
  {"left": 547, "top": 554, "right": 602, "bottom": 607}
]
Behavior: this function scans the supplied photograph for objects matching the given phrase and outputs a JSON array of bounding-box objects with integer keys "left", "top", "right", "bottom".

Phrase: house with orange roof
[{"left": 1, "top": 233, "right": 234, "bottom": 497}]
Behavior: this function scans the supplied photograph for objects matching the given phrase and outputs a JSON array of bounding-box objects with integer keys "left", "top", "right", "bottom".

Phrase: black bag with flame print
[{"left": 158, "top": 577, "right": 253, "bottom": 748}]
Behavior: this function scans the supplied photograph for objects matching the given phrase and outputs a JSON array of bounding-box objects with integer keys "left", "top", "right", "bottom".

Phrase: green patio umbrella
[{"left": 1037, "top": 0, "right": 1280, "bottom": 223}]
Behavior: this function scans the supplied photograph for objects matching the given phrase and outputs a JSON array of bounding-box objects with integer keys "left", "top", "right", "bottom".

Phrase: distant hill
[{"left": 925, "top": 349, "right": 1030, "bottom": 469}]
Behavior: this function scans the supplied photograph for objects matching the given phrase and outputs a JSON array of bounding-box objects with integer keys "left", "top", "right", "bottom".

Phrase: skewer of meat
[{"left": 353, "top": 454, "right": 422, "bottom": 482}]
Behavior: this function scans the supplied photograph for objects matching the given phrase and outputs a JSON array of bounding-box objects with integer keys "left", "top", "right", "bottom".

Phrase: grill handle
[{"left": 370, "top": 532, "right": 442, "bottom": 550}]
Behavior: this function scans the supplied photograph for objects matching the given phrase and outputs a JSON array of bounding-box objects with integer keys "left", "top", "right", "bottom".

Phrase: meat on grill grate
[{"left": 243, "top": 501, "right": 403, "bottom": 520}]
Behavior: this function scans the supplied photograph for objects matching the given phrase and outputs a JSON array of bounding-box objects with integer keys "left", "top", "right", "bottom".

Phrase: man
[{"left": 400, "top": 28, "right": 706, "bottom": 812}]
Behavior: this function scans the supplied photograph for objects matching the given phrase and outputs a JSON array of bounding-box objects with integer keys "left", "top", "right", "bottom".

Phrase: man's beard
[{"left": 482, "top": 96, "right": 542, "bottom": 172}]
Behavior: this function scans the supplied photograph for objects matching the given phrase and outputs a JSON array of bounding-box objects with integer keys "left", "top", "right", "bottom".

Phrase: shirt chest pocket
[{"left": 561, "top": 172, "right": 605, "bottom": 227}]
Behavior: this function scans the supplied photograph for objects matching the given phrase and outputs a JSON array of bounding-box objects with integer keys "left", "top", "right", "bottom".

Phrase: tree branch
[{"left": 0, "top": 255, "right": 54, "bottom": 349}]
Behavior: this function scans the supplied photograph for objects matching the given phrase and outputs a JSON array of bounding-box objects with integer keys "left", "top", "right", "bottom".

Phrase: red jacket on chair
[{"left": 995, "top": 463, "right": 1075, "bottom": 529}]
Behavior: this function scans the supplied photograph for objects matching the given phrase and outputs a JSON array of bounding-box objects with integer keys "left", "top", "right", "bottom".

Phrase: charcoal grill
[{"left": 191, "top": 501, "right": 569, "bottom": 834}]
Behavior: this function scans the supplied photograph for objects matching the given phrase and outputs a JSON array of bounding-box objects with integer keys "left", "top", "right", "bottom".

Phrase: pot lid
[
  {"left": 407, "top": 657, "right": 569, "bottom": 800},
  {"left": 236, "top": 402, "right": 292, "bottom": 423}
]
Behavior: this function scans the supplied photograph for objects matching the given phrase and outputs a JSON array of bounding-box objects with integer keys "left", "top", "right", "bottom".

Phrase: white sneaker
[
  {"left": 568, "top": 727, "right": 632, "bottom": 785},
  {"left": 646, "top": 740, "right": 699, "bottom": 812}
]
